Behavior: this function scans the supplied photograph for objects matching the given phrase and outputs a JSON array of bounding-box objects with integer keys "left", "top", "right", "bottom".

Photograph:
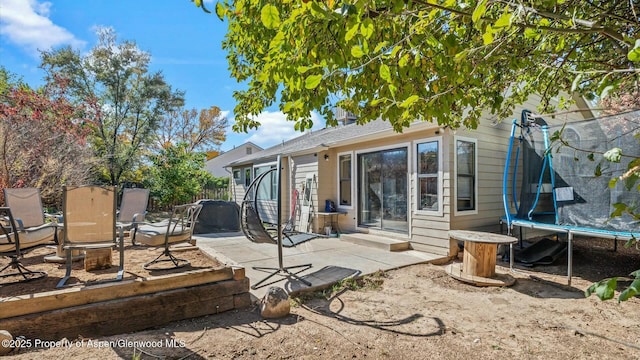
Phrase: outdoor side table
[
  {"left": 316, "top": 211, "right": 347, "bottom": 235},
  {"left": 446, "top": 230, "right": 517, "bottom": 287}
]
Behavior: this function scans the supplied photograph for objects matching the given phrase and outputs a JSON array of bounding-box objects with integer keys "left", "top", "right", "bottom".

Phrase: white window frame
[
  {"left": 413, "top": 136, "right": 443, "bottom": 216},
  {"left": 243, "top": 167, "right": 252, "bottom": 187},
  {"left": 454, "top": 136, "right": 478, "bottom": 216},
  {"left": 232, "top": 169, "right": 242, "bottom": 185},
  {"left": 336, "top": 151, "right": 354, "bottom": 209},
  {"left": 354, "top": 142, "right": 411, "bottom": 232},
  {"left": 253, "top": 162, "right": 278, "bottom": 200}
]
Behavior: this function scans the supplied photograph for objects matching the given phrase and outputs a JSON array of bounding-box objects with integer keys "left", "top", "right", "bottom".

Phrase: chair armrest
[{"left": 14, "top": 218, "right": 26, "bottom": 231}]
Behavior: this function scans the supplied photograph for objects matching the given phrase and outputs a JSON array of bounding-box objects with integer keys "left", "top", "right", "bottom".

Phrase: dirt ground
[
  {"left": 0, "top": 244, "right": 222, "bottom": 295},
  {"left": 3, "top": 237, "right": 640, "bottom": 359}
]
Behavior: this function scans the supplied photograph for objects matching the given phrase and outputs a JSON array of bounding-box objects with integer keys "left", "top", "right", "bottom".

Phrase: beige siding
[
  {"left": 328, "top": 124, "right": 454, "bottom": 255},
  {"left": 230, "top": 167, "right": 248, "bottom": 206},
  {"left": 450, "top": 94, "right": 590, "bottom": 238},
  {"left": 229, "top": 93, "right": 590, "bottom": 255},
  {"left": 291, "top": 154, "right": 320, "bottom": 232}
]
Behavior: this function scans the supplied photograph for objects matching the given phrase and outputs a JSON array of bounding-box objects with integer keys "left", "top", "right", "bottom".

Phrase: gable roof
[
  {"left": 227, "top": 118, "right": 437, "bottom": 167},
  {"left": 206, "top": 142, "right": 263, "bottom": 176}
]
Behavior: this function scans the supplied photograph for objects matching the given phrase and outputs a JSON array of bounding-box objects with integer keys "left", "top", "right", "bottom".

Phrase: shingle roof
[{"left": 227, "top": 118, "right": 394, "bottom": 166}]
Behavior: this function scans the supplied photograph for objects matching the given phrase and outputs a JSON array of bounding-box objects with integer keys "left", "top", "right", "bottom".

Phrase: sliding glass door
[{"left": 358, "top": 147, "right": 408, "bottom": 232}]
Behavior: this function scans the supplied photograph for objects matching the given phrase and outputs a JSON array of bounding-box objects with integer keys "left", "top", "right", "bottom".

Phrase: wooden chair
[
  {"left": 57, "top": 185, "right": 124, "bottom": 288},
  {"left": 0, "top": 207, "right": 48, "bottom": 284},
  {"left": 135, "top": 203, "right": 202, "bottom": 270}
]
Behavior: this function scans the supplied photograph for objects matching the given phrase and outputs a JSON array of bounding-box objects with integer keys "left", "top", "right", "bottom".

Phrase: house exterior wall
[
  {"left": 290, "top": 154, "right": 320, "bottom": 232},
  {"left": 227, "top": 94, "right": 591, "bottom": 257},
  {"left": 324, "top": 125, "right": 454, "bottom": 255},
  {"left": 205, "top": 143, "right": 263, "bottom": 178},
  {"left": 449, "top": 94, "right": 590, "bottom": 249}
]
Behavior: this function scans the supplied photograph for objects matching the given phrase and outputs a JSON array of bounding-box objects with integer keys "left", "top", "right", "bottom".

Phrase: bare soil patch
[{"left": 4, "top": 236, "right": 640, "bottom": 359}]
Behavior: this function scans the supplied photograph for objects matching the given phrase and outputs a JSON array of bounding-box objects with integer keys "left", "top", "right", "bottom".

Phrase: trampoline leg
[
  {"left": 567, "top": 232, "right": 573, "bottom": 286},
  {"left": 519, "top": 227, "right": 523, "bottom": 249},
  {"left": 509, "top": 243, "right": 514, "bottom": 272}
]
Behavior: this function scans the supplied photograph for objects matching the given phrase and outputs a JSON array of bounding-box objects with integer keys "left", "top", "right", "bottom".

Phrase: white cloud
[
  {"left": 0, "top": 0, "right": 85, "bottom": 56},
  {"left": 235, "top": 110, "right": 325, "bottom": 149}
]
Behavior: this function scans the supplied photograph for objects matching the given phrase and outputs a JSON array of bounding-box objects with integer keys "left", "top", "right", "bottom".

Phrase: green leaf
[
  {"left": 618, "top": 278, "right": 640, "bottom": 302},
  {"left": 261, "top": 4, "right": 281, "bottom": 29},
  {"left": 628, "top": 39, "right": 640, "bottom": 62},
  {"left": 624, "top": 173, "right": 639, "bottom": 191},
  {"left": 587, "top": 153, "right": 595, "bottom": 161},
  {"left": 304, "top": 74, "right": 323, "bottom": 89},
  {"left": 472, "top": 0, "right": 487, "bottom": 23},
  {"left": 425, "top": 33, "right": 439, "bottom": 47},
  {"left": 400, "top": 95, "right": 419, "bottom": 108},
  {"left": 596, "top": 278, "right": 617, "bottom": 300},
  {"left": 398, "top": 53, "right": 410, "bottom": 67},
  {"left": 603, "top": 147, "right": 622, "bottom": 163},
  {"left": 483, "top": 30, "right": 494, "bottom": 45},
  {"left": 611, "top": 203, "right": 628, "bottom": 217},
  {"left": 380, "top": 63, "right": 391, "bottom": 83},
  {"left": 454, "top": 50, "right": 468, "bottom": 63},
  {"left": 361, "top": 18, "right": 374, "bottom": 39},
  {"left": 310, "top": 1, "right": 328, "bottom": 18},
  {"left": 494, "top": 12, "right": 512, "bottom": 28},
  {"left": 600, "top": 85, "right": 614, "bottom": 99},
  {"left": 345, "top": 24, "right": 359, "bottom": 41},
  {"left": 594, "top": 163, "right": 602, "bottom": 177},
  {"left": 370, "top": 98, "right": 386, "bottom": 106},
  {"left": 608, "top": 178, "right": 618, "bottom": 188},
  {"left": 297, "top": 66, "right": 311, "bottom": 74},
  {"left": 524, "top": 28, "right": 538, "bottom": 39},
  {"left": 390, "top": 46, "right": 401, "bottom": 57},
  {"left": 374, "top": 41, "right": 388, "bottom": 53},
  {"left": 351, "top": 45, "right": 364, "bottom": 58},
  {"left": 389, "top": 84, "right": 397, "bottom": 98},
  {"left": 215, "top": 2, "right": 226, "bottom": 20},
  {"left": 570, "top": 74, "right": 582, "bottom": 92}
]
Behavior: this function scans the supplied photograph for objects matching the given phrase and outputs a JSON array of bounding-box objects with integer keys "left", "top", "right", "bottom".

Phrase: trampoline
[{"left": 502, "top": 109, "right": 640, "bottom": 284}]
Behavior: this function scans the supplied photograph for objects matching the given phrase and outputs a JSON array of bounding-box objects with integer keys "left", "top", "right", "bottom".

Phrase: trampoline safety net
[{"left": 517, "top": 110, "right": 640, "bottom": 232}]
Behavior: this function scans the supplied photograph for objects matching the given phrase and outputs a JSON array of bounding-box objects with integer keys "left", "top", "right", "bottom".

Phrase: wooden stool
[
  {"left": 446, "top": 230, "right": 517, "bottom": 287},
  {"left": 84, "top": 248, "right": 112, "bottom": 271}
]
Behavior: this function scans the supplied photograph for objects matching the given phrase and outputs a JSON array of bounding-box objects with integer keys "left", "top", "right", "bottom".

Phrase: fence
[{"left": 147, "top": 186, "right": 229, "bottom": 212}]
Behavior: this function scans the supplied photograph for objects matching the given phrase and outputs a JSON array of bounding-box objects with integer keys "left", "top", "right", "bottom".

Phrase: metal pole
[{"left": 276, "top": 155, "right": 283, "bottom": 269}]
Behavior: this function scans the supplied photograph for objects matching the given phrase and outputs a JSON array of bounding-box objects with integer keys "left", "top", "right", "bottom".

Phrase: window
[
  {"left": 254, "top": 164, "right": 277, "bottom": 200},
  {"left": 233, "top": 169, "right": 241, "bottom": 184},
  {"left": 416, "top": 139, "right": 440, "bottom": 212},
  {"left": 455, "top": 137, "right": 477, "bottom": 213},
  {"left": 244, "top": 167, "right": 252, "bottom": 187},
  {"left": 246, "top": 147, "right": 252, "bottom": 155},
  {"left": 338, "top": 154, "right": 352, "bottom": 206}
]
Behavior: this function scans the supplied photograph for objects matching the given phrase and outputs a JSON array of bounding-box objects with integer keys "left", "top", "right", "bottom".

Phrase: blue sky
[{"left": 0, "top": 0, "right": 325, "bottom": 151}]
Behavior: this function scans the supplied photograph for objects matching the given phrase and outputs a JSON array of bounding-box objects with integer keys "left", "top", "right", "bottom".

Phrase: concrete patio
[{"left": 194, "top": 232, "right": 447, "bottom": 300}]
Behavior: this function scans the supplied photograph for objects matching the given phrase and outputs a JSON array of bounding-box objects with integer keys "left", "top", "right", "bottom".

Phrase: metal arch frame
[{"left": 240, "top": 155, "right": 312, "bottom": 290}]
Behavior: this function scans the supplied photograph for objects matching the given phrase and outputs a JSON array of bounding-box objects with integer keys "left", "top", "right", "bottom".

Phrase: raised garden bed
[{"left": 0, "top": 246, "right": 250, "bottom": 340}]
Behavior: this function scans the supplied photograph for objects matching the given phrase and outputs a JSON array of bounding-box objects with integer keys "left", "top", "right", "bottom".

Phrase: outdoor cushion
[
  {"left": 0, "top": 225, "right": 56, "bottom": 253},
  {"left": 135, "top": 224, "right": 190, "bottom": 247}
]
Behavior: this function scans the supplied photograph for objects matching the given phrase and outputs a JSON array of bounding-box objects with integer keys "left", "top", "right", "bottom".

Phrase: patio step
[{"left": 340, "top": 233, "right": 410, "bottom": 252}]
